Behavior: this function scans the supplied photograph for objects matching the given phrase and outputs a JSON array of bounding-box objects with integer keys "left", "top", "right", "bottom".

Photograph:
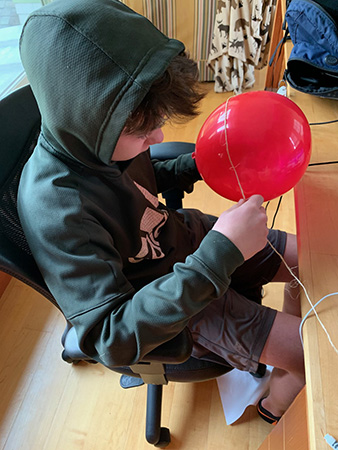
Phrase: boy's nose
[{"left": 146, "top": 128, "right": 164, "bottom": 146}]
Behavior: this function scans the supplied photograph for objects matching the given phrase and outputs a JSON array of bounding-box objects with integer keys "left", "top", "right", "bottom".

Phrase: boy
[{"left": 18, "top": 0, "right": 304, "bottom": 424}]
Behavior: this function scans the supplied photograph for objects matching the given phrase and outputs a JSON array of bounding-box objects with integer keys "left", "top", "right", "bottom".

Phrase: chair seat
[{"left": 114, "top": 357, "right": 232, "bottom": 383}]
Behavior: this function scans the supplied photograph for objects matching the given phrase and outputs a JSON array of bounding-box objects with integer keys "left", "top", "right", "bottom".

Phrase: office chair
[{"left": 0, "top": 85, "right": 264, "bottom": 448}]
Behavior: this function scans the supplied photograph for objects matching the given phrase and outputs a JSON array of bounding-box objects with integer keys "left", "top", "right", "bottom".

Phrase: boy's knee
[{"left": 272, "top": 233, "right": 298, "bottom": 282}]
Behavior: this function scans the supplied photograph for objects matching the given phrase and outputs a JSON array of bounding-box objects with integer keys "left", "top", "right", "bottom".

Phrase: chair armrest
[
  {"left": 62, "top": 324, "right": 193, "bottom": 365},
  {"left": 142, "top": 328, "right": 193, "bottom": 364},
  {"left": 150, "top": 141, "right": 195, "bottom": 161}
]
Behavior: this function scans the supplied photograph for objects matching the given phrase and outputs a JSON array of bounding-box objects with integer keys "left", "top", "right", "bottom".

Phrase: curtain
[
  {"left": 121, "top": 0, "right": 217, "bottom": 81},
  {"left": 40, "top": 0, "right": 219, "bottom": 82},
  {"left": 208, "top": 0, "right": 277, "bottom": 93}
]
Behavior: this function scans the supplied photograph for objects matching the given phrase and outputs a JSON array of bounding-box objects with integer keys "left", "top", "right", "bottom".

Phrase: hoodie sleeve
[{"left": 151, "top": 152, "right": 202, "bottom": 194}]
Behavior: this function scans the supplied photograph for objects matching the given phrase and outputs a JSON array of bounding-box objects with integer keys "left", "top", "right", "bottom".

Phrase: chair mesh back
[
  {"left": 0, "top": 86, "right": 60, "bottom": 309},
  {"left": 0, "top": 130, "right": 39, "bottom": 256}
]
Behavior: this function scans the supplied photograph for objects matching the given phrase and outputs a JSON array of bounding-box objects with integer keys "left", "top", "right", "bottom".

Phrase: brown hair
[{"left": 124, "top": 52, "right": 205, "bottom": 135}]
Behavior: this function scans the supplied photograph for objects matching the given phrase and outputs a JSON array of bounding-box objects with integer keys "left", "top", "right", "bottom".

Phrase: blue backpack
[{"left": 284, "top": 0, "right": 338, "bottom": 99}]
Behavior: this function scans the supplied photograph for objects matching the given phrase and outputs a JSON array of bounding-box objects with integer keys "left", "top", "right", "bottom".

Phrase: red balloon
[{"left": 193, "top": 91, "right": 311, "bottom": 202}]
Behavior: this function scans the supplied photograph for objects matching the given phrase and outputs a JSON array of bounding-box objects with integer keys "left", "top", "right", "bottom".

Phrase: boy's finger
[
  {"left": 247, "top": 194, "right": 264, "bottom": 207},
  {"left": 225, "top": 198, "right": 245, "bottom": 212}
]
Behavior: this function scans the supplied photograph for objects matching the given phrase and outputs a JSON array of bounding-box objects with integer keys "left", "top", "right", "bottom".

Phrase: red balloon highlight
[{"left": 193, "top": 91, "right": 311, "bottom": 202}]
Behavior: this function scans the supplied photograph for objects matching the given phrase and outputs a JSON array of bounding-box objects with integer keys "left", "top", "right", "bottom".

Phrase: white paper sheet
[{"left": 217, "top": 365, "right": 273, "bottom": 425}]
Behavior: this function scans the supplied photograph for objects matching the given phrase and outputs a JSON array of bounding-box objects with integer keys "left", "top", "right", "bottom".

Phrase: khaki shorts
[{"left": 188, "top": 228, "right": 286, "bottom": 373}]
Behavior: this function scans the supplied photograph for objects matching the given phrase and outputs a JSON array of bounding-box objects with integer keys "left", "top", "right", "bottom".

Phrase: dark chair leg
[{"left": 146, "top": 384, "right": 171, "bottom": 448}]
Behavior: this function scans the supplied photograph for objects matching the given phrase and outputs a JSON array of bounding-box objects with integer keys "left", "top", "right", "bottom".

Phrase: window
[{"left": 0, "top": 0, "right": 41, "bottom": 99}]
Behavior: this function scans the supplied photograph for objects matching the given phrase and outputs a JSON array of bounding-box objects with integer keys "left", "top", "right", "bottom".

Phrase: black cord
[
  {"left": 263, "top": 119, "right": 338, "bottom": 227},
  {"left": 271, "top": 196, "right": 283, "bottom": 229},
  {"left": 309, "top": 161, "right": 338, "bottom": 167},
  {"left": 309, "top": 119, "right": 338, "bottom": 126},
  {"left": 268, "top": 160, "right": 338, "bottom": 226},
  {"left": 265, "top": 196, "right": 283, "bottom": 229},
  {"left": 308, "top": 120, "right": 338, "bottom": 166}
]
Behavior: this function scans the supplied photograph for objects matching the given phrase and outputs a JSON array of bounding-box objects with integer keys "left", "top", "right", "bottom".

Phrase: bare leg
[
  {"left": 283, "top": 280, "right": 301, "bottom": 316},
  {"left": 271, "top": 233, "right": 301, "bottom": 316},
  {"left": 259, "top": 311, "right": 305, "bottom": 416},
  {"left": 259, "top": 233, "right": 305, "bottom": 417}
]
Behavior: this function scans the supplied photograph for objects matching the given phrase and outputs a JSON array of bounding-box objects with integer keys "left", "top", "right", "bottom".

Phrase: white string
[
  {"left": 223, "top": 96, "right": 338, "bottom": 356},
  {"left": 223, "top": 98, "right": 246, "bottom": 200}
]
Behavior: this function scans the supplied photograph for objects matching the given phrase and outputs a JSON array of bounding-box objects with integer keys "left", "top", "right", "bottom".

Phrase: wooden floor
[{"left": 0, "top": 72, "right": 297, "bottom": 449}]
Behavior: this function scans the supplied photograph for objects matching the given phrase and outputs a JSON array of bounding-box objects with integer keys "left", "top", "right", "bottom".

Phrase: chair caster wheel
[
  {"left": 61, "top": 350, "right": 97, "bottom": 365},
  {"left": 61, "top": 350, "right": 78, "bottom": 364},
  {"left": 155, "top": 427, "right": 171, "bottom": 448}
]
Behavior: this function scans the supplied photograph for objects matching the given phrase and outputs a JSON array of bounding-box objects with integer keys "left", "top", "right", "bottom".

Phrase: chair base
[
  {"left": 153, "top": 427, "right": 171, "bottom": 448},
  {"left": 120, "top": 374, "right": 144, "bottom": 389},
  {"left": 146, "top": 384, "right": 171, "bottom": 448}
]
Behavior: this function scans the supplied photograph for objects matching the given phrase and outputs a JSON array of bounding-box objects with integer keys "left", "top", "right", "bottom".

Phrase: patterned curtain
[
  {"left": 208, "top": 0, "right": 277, "bottom": 93},
  {"left": 121, "top": 0, "right": 217, "bottom": 81}
]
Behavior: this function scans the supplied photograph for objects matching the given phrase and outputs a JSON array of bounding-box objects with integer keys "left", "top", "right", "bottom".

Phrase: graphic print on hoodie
[{"left": 128, "top": 181, "right": 169, "bottom": 263}]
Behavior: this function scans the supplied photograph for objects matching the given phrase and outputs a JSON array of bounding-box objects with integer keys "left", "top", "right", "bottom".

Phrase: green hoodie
[{"left": 18, "top": 0, "right": 244, "bottom": 367}]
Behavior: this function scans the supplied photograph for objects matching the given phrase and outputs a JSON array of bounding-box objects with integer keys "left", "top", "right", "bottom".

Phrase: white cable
[
  {"left": 299, "top": 292, "right": 338, "bottom": 352},
  {"left": 268, "top": 241, "right": 338, "bottom": 356}
]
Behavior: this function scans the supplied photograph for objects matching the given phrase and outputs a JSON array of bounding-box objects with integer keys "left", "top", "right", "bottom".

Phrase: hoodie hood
[{"left": 19, "top": 0, "right": 184, "bottom": 168}]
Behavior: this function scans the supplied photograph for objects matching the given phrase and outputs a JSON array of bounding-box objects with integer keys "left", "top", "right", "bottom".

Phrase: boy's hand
[{"left": 212, "top": 195, "right": 268, "bottom": 261}]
